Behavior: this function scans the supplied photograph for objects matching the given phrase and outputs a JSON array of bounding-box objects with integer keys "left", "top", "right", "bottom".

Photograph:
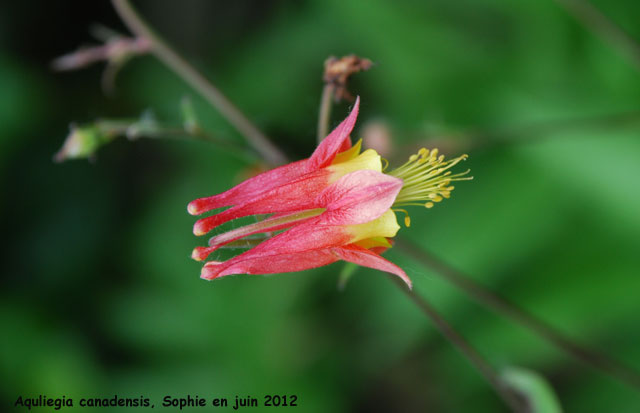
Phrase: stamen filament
[
  {"left": 392, "top": 208, "right": 412, "bottom": 227},
  {"left": 389, "top": 148, "right": 471, "bottom": 208}
]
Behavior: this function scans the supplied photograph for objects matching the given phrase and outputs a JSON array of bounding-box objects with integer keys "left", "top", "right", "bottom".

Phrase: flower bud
[{"left": 53, "top": 124, "right": 108, "bottom": 162}]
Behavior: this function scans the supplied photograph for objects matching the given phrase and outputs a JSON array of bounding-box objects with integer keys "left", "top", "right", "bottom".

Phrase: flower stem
[
  {"left": 554, "top": 0, "right": 640, "bottom": 72},
  {"left": 317, "top": 83, "right": 335, "bottom": 143},
  {"left": 111, "top": 0, "right": 289, "bottom": 167},
  {"left": 391, "top": 276, "right": 527, "bottom": 412},
  {"left": 397, "top": 239, "right": 640, "bottom": 391},
  {"left": 315, "top": 60, "right": 525, "bottom": 409}
]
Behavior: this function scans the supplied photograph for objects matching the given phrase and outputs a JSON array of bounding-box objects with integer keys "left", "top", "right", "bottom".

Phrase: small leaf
[
  {"left": 500, "top": 366, "right": 563, "bottom": 413},
  {"left": 53, "top": 124, "right": 113, "bottom": 162},
  {"left": 337, "top": 262, "right": 359, "bottom": 291},
  {"left": 180, "top": 96, "right": 200, "bottom": 134}
]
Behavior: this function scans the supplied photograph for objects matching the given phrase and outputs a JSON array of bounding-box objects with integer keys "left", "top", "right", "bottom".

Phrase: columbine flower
[{"left": 188, "top": 98, "right": 471, "bottom": 288}]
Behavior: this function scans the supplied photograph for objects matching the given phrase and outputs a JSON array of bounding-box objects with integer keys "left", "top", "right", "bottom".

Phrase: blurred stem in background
[
  {"left": 469, "top": 110, "right": 640, "bottom": 150},
  {"left": 425, "top": 110, "right": 640, "bottom": 154},
  {"left": 51, "top": 29, "right": 151, "bottom": 94},
  {"left": 398, "top": 239, "right": 640, "bottom": 391},
  {"left": 105, "top": 0, "right": 640, "bottom": 408},
  {"left": 54, "top": 101, "right": 254, "bottom": 163},
  {"left": 111, "top": 0, "right": 288, "bottom": 166},
  {"left": 555, "top": 0, "right": 640, "bottom": 72},
  {"left": 317, "top": 83, "right": 334, "bottom": 143},
  {"left": 317, "top": 55, "right": 372, "bottom": 142},
  {"left": 390, "top": 276, "right": 528, "bottom": 412}
]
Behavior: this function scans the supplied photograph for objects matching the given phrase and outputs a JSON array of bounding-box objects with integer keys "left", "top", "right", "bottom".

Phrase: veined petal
[
  {"left": 307, "top": 97, "right": 359, "bottom": 171},
  {"left": 200, "top": 239, "right": 409, "bottom": 287},
  {"left": 220, "top": 220, "right": 352, "bottom": 259},
  {"left": 187, "top": 159, "right": 308, "bottom": 215},
  {"left": 191, "top": 209, "right": 325, "bottom": 261},
  {"left": 189, "top": 99, "right": 361, "bottom": 216},
  {"left": 198, "top": 219, "right": 350, "bottom": 277},
  {"left": 201, "top": 249, "right": 339, "bottom": 279},
  {"left": 200, "top": 209, "right": 399, "bottom": 275},
  {"left": 193, "top": 169, "right": 331, "bottom": 235},
  {"left": 193, "top": 166, "right": 400, "bottom": 236},
  {"left": 332, "top": 245, "right": 411, "bottom": 289},
  {"left": 207, "top": 209, "right": 324, "bottom": 248},
  {"left": 316, "top": 170, "right": 403, "bottom": 225}
]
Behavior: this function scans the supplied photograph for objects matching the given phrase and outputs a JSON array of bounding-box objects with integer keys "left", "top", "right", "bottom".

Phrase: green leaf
[
  {"left": 501, "top": 366, "right": 563, "bottom": 413},
  {"left": 337, "top": 262, "right": 359, "bottom": 291}
]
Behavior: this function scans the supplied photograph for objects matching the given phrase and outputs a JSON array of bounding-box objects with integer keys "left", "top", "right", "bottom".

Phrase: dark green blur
[{"left": 1, "top": 0, "right": 639, "bottom": 411}]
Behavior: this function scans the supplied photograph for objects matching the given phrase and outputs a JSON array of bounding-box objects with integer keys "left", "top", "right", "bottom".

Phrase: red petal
[
  {"left": 188, "top": 97, "right": 361, "bottom": 217},
  {"left": 200, "top": 219, "right": 352, "bottom": 277},
  {"left": 316, "top": 170, "right": 403, "bottom": 225},
  {"left": 223, "top": 220, "right": 351, "bottom": 258},
  {"left": 200, "top": 238, "right": 410, "bottom": 286},
  {"left": 307, "top": 96, "right": 360, "bottom": 171},
  {"left": 187, "top": 159, "right": 308, "bottom": 215},
  {"left": 201, "top": 249, "right": 338, "bottom": 279},
  {"left": 192, "top": 169, "right": 331, "bottom": 235},
  {"left": 192, "top": 210, "right": 322, "bottom": 261},
  {"left": 207, "top": 211, "right": 317, "bottom": 247},
  {"left": 332, "top": 245, "right": 412, "bottom": 289}
]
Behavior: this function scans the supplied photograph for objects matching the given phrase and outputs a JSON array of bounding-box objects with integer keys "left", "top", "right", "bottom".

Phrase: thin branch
[
  {"left": 317, "top": 55, "right": 372, "bottom": 143},
  {"left": 554, "top": 0, "right": 640, "bottom": 72},
  {"left": 467, "top": 109, "right": 640, "bottom": 150},
  {"left": 54, "top": 117, "right": 253, "bottom": 163},
  {"left": 401, "top": 110, "right": 640, "bottom": 159},
  {"left": 317, "top": 83, "right": 335, "bottom": 143},
  {"left": 397, "top": 239, "right": 640, "bottom": 391},
  {"left": 391, "top": 277, "right": 527, "bottom": 412},
  {"left": 315, "top": 64, "right": 524, "bottom": 409},
  {"left": 51, "top": 36, "right": 151, "bottom": 72},
  {"left": 111, "top": 0, "right": 288, "bottom": 167}
]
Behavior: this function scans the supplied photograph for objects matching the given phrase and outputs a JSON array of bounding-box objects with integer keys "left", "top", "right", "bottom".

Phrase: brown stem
[
  {"left": 111, "top": 0, "right": 289, "bottom": 167},
  {"left": 467, "top": 110, "right": 640, "bottom": 151},
  {"left": 391, "top": 277, "right": 527, "bottom": 412},
  {"left": 554, "top": 0, "right": 640, "bottom": 72},
  {"left": 317, "top": 83, "right": 335, "bottom": 143},
  {"left": 397, "top": 239, "right": 640, "bottom": 391},
  {"left": 314, "top": 60, "right": 524, "bottom": 408}
]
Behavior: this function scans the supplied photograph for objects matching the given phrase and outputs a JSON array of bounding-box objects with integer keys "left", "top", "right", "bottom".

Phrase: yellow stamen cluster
[{"left": 389, "top": 148, "right": 472, "bottom": 214}]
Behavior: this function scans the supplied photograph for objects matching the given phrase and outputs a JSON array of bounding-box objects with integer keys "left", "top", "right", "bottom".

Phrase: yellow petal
[
  {"left": 332, "top": 139, "right": 362, "bottom": 164},
  {"left": 347, "top": 210, "right": 400, "bottom": 243},
  {"left": 354, "top": 236, "right": 393, "bottom": 249},
  {"left": 328, "top": 148, "right": 382, "bottom": 183}
]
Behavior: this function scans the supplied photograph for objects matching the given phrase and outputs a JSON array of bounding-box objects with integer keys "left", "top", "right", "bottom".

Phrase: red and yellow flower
[{"left": 188, "top": 98, "right": 471, "bottom": 288}]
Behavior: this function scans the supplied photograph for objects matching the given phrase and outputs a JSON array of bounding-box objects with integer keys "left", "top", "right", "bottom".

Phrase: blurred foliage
[
  {"left": 1, "top": 0, "right": 640, "bottom": 411},
  {"left": 501, "top": 366, "right": 562, "bottom": 413}
]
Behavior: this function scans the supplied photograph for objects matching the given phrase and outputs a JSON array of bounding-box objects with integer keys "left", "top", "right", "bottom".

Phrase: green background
[{"left": 1, "top": 0, "right": 639, "bottom": 411}]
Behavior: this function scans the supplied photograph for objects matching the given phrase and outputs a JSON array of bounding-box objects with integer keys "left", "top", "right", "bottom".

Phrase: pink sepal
[
  {"left": 187, "top": 159, "right": 308, "bottom": 215},
  {"left": 332, "top": 245, "right": 412, "bottom": 289},
  {"left": 193, "top": 169, "right": 330, "bottom": 235},
  {"left": 316, "top": 170, "right": 402, "bottom": 225},
  {"left": 306, "top": 97, "right": 359, "bottom": 171},
  {"left": 201, "top": 249, "right": 338, "bottom": 280},
  {"left": 189, "top": 97, "right": 360, "bottom": 216}
]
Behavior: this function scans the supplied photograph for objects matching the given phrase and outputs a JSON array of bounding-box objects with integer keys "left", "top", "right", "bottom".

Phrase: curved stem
[
  {"left": 554, "top": 0, "right": 640, "bottom": 72},
  {"left": 391, "top": 277, "right": 527, "bottom": 412},
  {"left": 397, "top": 239, "right": 640, "bottom": 391},
  {"left": 317, "top": 83, "right": 335, "bottom": 143},
  {"left": 467, "top": 110, "right": 640, "bottom": 151},
  {"left": 111, "top": 0, "right": 289, "bottom": 167}
]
